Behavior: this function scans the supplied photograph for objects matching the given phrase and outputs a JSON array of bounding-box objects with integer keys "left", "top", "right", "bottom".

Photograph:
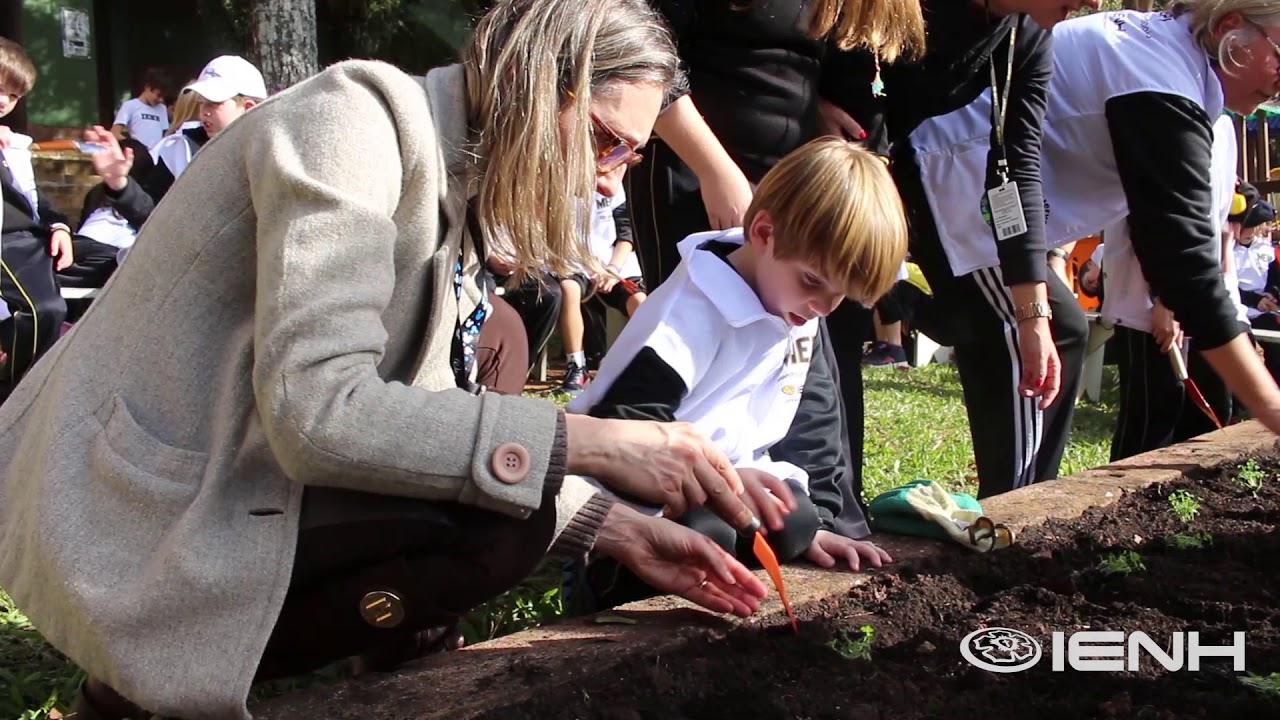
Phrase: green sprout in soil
[
  {"left": 1240, "top": 672, "right": 1280, "bottom": 698},
  {"left": 828, "top": 625, "right": 875, "bottom": 661},
  {"left": 1168, "top": 490, "right": 1201, "bottom": 524},
  {"left": 1097, "top": 550, "right": 1146, "bottom": 576},
  {"left": 1234, "top": 459, "right": 1266, "bottom": 497},
  {"left": 1166, "top": 531, "right": 1214, "bottom": 550}
]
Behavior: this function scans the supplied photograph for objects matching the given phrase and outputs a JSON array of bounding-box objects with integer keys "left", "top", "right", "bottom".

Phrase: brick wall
[
  {"left": 31, "top": 151, "right": 101, "bottom": 224},
  {"left": 26, "top": 125, "right": 87, "bottom": 142}
]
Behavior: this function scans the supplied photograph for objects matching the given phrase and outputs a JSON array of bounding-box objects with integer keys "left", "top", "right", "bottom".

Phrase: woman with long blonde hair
[{"left": 0, "top": 2, "right": 777, "bottom": 718}]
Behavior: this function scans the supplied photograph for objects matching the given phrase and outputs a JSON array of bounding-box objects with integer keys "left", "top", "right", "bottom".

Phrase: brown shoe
[
  {"left": 350, "top": 623, "right": 465, "bottom": 676},
  {"left": 62, "top": 680, "right": 151, "bottom": 720}
]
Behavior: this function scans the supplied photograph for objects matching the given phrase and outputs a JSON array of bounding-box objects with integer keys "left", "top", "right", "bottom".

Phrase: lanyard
[{"left": 988, "top": 18, "right": 1019, "bottom": 183}]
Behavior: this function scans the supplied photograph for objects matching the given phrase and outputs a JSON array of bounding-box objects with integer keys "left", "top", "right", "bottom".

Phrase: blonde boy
[{"left": 568, "top": 138, "right": 907, "bottom": 581}]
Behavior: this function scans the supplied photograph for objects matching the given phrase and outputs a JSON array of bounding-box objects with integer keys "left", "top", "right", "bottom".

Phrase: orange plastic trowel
[{"left": 739, "top": 516, "right": 799, "bottom": 633}]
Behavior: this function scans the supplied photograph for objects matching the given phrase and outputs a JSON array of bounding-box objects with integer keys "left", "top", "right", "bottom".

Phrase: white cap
[{"left": 184, "top": 55, "right": 267, "bottom": 103}]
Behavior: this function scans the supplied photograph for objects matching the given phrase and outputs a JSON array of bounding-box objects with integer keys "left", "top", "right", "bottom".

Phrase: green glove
[{"left": 868, "top": 480, "right": 1013, "bottom": 552}]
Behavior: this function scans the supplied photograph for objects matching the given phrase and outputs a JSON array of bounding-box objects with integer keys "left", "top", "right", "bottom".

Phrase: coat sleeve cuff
[{"left": 548, "top": 482, "right": 615, "bottom": 557}]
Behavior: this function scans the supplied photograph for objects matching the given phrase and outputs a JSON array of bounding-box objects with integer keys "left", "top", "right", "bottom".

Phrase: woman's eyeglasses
[
  {"left": 591, "top": 113, "right": 643, "bottom": 173},
  {"left": 1249, "top": 21, "right": 1280, "bottom": 103}
]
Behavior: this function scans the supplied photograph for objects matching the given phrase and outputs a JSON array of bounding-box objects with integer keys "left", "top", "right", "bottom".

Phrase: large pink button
[{"left": 491, "top": 442, "right": 531, "bottom": 484}]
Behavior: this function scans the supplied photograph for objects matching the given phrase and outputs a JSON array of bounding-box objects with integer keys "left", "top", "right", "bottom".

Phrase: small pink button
[{"left": 491, "top": 442, "right": 531, "bottom": 484}]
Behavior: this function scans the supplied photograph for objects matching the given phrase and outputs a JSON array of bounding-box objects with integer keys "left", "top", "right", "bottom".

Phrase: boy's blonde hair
[
  {"left": 0, "top": 37, "right": 36, "bottom": 97},
  {"left": 744, "top": 137, "right": 908, "bottom": 305}
]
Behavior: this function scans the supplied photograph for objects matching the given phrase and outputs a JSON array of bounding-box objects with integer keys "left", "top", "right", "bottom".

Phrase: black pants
[
  {"left": 252, "top": 484, "right": 558, "bottom": 681},
  {"left": 498, "top": 272, "right": 562, "bottom": 371},
  {"left": 55, "top": 235, "right": 121, "bottom": 289},
  {"left": 0, "top": 231, "right": 67, "bottom": 388},
  {"left": 875, "top": 280, "right": 927, "bottom": 327},
  {"left": 951, "top": 268, "right": 1088, "bottom": 498},
  {"left": 680, "top": 479, "right": 820, "bottom": 564},
  {"left": 1110, "top": 326, "right": 1235, "bottom": 461}
]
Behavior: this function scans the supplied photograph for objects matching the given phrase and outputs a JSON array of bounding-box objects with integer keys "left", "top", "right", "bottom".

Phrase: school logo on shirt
[
  {"left": 784, "top": 335, "right": 813, "bottom": 366},
  {"left": 140, "top": 113, "right": 163, "bottom": 122}
]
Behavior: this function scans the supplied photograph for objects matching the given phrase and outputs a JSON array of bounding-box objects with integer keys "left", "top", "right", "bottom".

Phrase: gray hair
[{"left": 1170, "top": 0, "right": 1280, "bottom": 72}]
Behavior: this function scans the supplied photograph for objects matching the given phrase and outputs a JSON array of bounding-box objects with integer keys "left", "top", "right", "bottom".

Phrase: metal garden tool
[{"left": 1168, "top": 345, "right": 1223, "bottom": 430}]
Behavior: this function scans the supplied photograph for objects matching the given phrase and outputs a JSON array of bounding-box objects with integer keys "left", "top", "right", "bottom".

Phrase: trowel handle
[{"left": 1168, "top": 345, "right": 1189, "bottom": 382}]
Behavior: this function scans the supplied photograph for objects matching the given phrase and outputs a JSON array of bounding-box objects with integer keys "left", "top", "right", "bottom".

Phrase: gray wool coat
[{"left": 0, "top": 61, "right": 606, "bottom": 719}]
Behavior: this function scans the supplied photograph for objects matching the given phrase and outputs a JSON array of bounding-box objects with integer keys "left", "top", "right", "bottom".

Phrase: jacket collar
[
  {"left": 678, "top": 228, "right": 788, "bottom": 332},
  {"left": 423, "top": 64, "right": 472, "bottom": 192}
]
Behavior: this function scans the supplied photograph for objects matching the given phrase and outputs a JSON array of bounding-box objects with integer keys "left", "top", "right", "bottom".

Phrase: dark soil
[{"left": 484, "top": 454, "right": 1280, "bottom": 720}]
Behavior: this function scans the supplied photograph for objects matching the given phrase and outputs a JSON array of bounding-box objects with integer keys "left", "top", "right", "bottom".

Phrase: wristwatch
[
  {"left": 1015, "top": 300, "right": 1053, "bottom": 323},
  {"left": 1047, "top": 247, "right": 1069, "bottom": 261}
]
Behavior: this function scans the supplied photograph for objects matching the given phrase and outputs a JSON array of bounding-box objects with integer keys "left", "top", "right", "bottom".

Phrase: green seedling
[
  {"left": 1235, "top": 459, "right": 1266, "bottom": 497},
  {"left": 1240, "top": 672, "right": 1280, "bottom": 699},
  {"left": 1096, "top": 550, "right": 1146, "bottom": 576},
  {"left": 828, "top": 624, "right": 875, "bottom": 661},
  {"left": 1168, "top": 490, "right": 1201, "bottom": 524},
  {"left": 1166, "top": 531, "right": 1213, "bottom": 550}
]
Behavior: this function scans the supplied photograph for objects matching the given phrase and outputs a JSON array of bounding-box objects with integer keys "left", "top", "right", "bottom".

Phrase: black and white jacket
[{"left": 1042, "top": 9, "right": 1241, "bottom": 348}]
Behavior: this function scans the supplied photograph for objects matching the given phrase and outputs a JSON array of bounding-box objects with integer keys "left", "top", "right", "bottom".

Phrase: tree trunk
[{"left": 251, "top": 0, "right": 319, "bottom": 94}]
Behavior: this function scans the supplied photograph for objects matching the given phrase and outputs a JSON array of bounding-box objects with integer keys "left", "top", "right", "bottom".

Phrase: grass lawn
[{"left": 0, "top": 363, "right": 1118, "bottom": 718}]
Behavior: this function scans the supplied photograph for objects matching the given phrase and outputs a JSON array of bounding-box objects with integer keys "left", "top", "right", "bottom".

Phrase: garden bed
[{"left": 481, "top": 453, "right": 1280, "bottom": 719}]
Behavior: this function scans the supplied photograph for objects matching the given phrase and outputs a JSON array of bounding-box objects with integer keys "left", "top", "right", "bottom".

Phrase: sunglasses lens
[{"left": 598, "top": 143, "right": 632, "bottom": 171}]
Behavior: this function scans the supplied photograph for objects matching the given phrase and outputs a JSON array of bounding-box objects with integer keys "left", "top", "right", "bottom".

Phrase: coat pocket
[{"left": 94, "top": 396, "right": 209, "bottom": 488}]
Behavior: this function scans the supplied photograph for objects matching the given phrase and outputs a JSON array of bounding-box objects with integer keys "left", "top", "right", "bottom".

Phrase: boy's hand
[
  {"left": 49, "top": 228, "right": 74, "bottom": 271},
  {"left": 805, "top": 530, "right": 893, "bottom": 571},
  {"left": 85, "top": 126, "right": 133, "bottom": 191},
  {"left": 0, "top": 125, "right": 12, "bottom": 149},
  {"left": 736, "top": 467, "right": 797, "bottom": 534}
]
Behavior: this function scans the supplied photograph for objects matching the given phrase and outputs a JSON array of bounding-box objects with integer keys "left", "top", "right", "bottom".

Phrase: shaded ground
[{"left": 485, "top": 453, "right": 1280, "bottom": 720}]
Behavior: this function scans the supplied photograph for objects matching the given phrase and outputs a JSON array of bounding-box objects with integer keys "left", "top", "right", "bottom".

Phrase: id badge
[{"left": 986, "top": 182, "right": 1026, "bottom": 241}]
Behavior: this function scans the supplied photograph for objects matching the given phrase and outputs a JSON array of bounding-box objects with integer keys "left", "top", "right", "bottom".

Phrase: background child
[
  {"left": 87, "top": 55, "right": 267, "bottom": 233},
  {"left": 0, "top": 37, "right": 74, "bottom": 399},
  {"left": 567, "top": 138, "right": 907, "bottom": 609},
  {"left": 110, "top": 68, "right": 172, "bottom": 149},
  {"left": 561, "top": 190, "right": 649, "bottom": 393},
  {"left": 591, "top": 190, "right": 647, "bottom": 318}
]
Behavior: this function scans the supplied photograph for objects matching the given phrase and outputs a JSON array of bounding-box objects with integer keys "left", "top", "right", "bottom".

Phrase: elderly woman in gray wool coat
[{"left": 0, "top": 1, "right": 792, "bottom": 718}]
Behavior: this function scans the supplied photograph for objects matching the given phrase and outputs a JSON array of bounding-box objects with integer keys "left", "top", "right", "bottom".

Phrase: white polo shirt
[{"left": 567, "top": 229, "right": 818, "bottom": 510}]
